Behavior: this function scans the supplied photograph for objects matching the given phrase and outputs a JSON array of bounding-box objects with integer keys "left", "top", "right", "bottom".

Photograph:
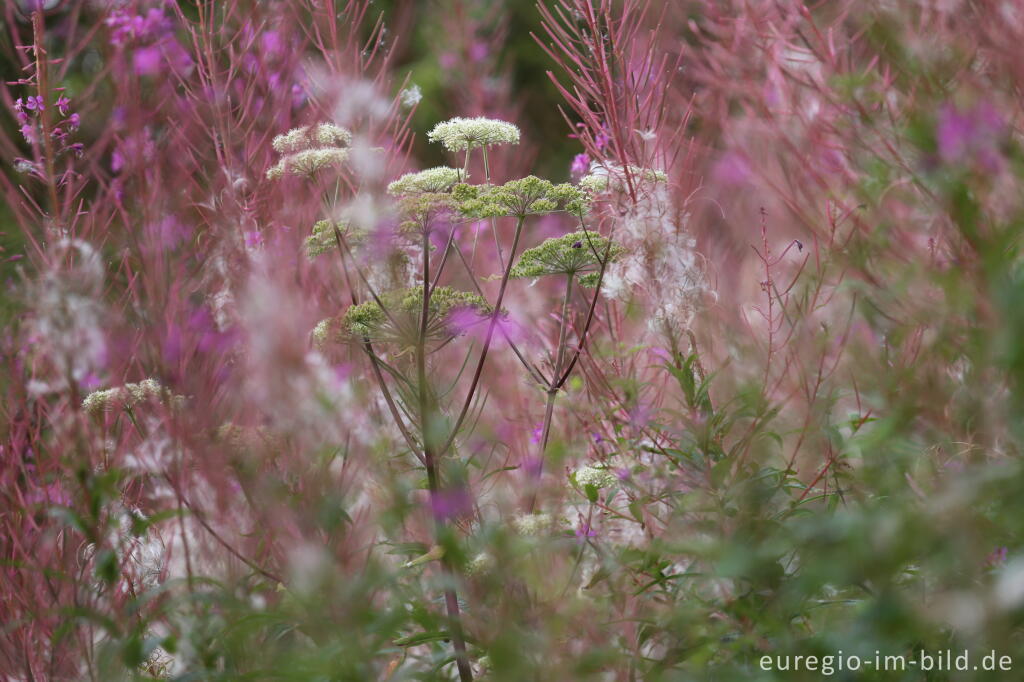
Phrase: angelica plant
[{"left": 281, "top": 113, "right": 624, "bottom": 679}]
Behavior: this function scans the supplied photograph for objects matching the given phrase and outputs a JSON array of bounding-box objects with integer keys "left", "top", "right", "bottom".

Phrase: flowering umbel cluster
[
  {"left": 81, "top": 378, "right": 184, "bottom": 415},
  {"left": 329, "top": 286, "right": 494, "bottom": 344},
  {"left": 426, "top": 116, "right": 520, "bottom": 152},
  {"left": 387, "top": 167, "right": 464, "bottom": 196},
  {"left": 453, "top": 176, "right": 589, "bottom": 219},
  {"left": 266, "top": 122, "right": 352, "bottom": 179},
  {"left": 510, "top": 230, "right": 625, "bottom": 286}
]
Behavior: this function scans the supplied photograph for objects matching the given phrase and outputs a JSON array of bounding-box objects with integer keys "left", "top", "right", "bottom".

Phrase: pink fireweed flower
[
  {"left": 56, "top": 96, "right": 70, "bottom": 116},
  {"left": 571, "top": 153, "right": 591, "bottom": 178},
  {"left": 133, "top": 46, "right": 164, "bottom": 75},
  {"left": 469, "top": 41, "right": 489, "bottom": 62}
]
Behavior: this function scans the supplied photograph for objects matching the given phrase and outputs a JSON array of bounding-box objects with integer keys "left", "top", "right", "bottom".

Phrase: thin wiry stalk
[
  {"left": 417, "top": 229, "right": 473, "bottom": 682},
  {"left": 438, "top": 215, "right": 527, "bottom": 458}
]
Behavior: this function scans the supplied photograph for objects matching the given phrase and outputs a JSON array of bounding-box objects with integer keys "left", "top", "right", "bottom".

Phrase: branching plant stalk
[
  {"left": 32, "top": 10, "right": 61, "bottom": 219},
  {"left": 417, "top": 230, "right": 473, "bottom": 682},
  {"left": 527, "top": 274, "right": 573, "bottom": 511},
  {"left": 438, "top": 215, "right": 526, "bottom": 458}
]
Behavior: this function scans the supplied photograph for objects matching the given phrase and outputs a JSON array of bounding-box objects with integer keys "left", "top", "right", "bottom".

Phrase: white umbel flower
[
  {"left": 268, "top": 122, "right": 352, "bottom": 180},
  {"left": 267, "top": 148, "right": 349, "bottom": 179},
  {"left": 466, "top": 552, "right": 496, "bottom": 576},
  {"left": 272, "top": 123, "right": 353, "bottom": 153},
  {"left": 573, "top": 465, "right": 618, "bottom": 490},
  {"left": 512, "top": 513, "right": 552, "bottom": 536},
  {"left": 386, "top": 166, "right": 464, "bottom": 196},
  {"left": 82, "top": 378, "right": 184, "bottom": 415},
  {"left": 427, "top": 116, "right": 520, "bottom": 152}
]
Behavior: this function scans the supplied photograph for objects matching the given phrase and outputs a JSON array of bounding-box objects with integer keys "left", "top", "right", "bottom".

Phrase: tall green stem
[
  {"left": 417, "top": 231, "right": 473, "bottom": 682},
  {"left": 527, "top": 274, "right": 574, "bottom": 511}
]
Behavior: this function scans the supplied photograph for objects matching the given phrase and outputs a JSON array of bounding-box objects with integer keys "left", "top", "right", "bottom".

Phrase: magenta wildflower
[
  {"left": 56, "top": 96, "right": 70, "bottom": 116},
  {"left": 575, "top": 518, "right": 597, "bottom": 543},
  {"left": 430, "top": 487, "right": 474, "bottom": 522},
  {"left": 133, "top": 46, "right": 164, "bottom": 76},
  {"left": 570, "top": 153, "right": 590, "bottom": 177},
  {"left": 988, "top": 546, "right": 1009, "bottom": 566},
  {"left": 469, "top": 41, "right": 489, "bottom": 62},
  {"left": 530, "top": 422, "right": 544, "bottom": 444}
]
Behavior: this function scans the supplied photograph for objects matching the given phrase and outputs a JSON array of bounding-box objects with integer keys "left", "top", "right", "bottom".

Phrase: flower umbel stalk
[
  {"left": 417, "top": 231, "right": 473, "bottom": 682},
  {"left": 528, "top": 274, "right": 573, "bottom": 512},
  {"left": 438, "top": 215, "right": 526, "bottom": 458}
]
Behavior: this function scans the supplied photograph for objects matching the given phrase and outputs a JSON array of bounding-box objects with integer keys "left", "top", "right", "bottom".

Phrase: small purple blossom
[
  {"left": 575, "top": 517, "right": 597, "bottom": 543},
  {"left": 430, "top": 487, "right": 474, "bottom": 522},
  {"left": 24, "top": 95, "right": 44, "bottom": 112},
  {"left": 469, "top": 41, "right": 489, "bottom": 62},
  {"left": 570, "top": 153, "right": 590, "bottom": 177},
  {"left": 133, "top": 46, "right": 164, "bottom": 76},
  {"left": 988, "top": 546, "right": 1009, "bottom": 566},
  {"left": 529, "top": 422, "right": 544, "bottom": 445},
  {"left": 56, "top": 96, "right": 70, "bottom": 116}
]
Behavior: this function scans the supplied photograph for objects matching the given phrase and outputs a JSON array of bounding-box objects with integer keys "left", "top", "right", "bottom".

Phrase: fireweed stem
[
  {"left": 418, "top": 231, "right": 473, "bottom": 682},
  {"left": 32, "top": 11, "right": 60, "bottom": 219}
]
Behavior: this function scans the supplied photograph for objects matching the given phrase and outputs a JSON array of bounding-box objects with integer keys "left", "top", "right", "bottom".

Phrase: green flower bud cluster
[
  {"left": 303, "top": 220, "right": 357, "bottom": 259},
  {"left": 335, "top": 286, "right": 494, "bottom": 343},
  {"left": 396, "top": 193, "right": 459, "bottom": 235},
  {"left": 452, "top": 176, "right": 589, "bottom": 219},
  {"left": 509, "top": 230, "right": 625, "bottom": 286}
]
